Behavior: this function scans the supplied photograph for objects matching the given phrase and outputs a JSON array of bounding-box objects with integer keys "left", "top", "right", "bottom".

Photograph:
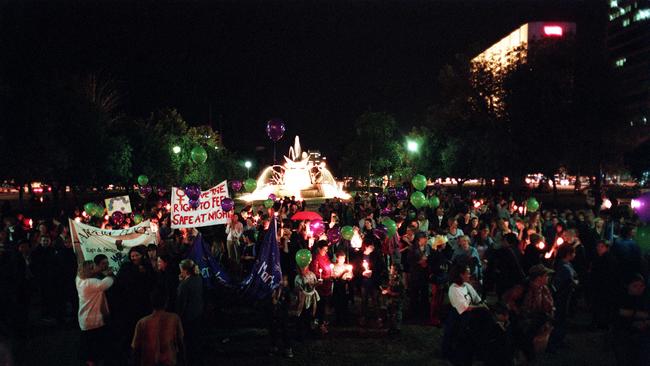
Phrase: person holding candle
[
  {"left": 381, "top": 264, "right": 405, "bottom": 335},
  {"left": 332, "top": 250, "right": 354, "bottom": 325},
  {"left": 359, "top": 236, "right": 386, "bottom": 327},
  {"left": 309, "top": 240, "right": 333, "bottom": 334}
]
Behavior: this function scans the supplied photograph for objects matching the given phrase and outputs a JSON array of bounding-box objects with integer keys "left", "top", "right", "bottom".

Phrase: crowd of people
[{"left": 0, "top": 186, "right": 649, "bottom": 366}]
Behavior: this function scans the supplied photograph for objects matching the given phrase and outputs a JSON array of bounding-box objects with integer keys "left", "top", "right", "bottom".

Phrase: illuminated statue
[{"left": 241, "top": 136, "right": 350, "bottom": 201}]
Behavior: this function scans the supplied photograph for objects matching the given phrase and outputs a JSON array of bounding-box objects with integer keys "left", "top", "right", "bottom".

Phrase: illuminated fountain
[{"left": 241, "top": 136, "right": 350, "bottom": 201}]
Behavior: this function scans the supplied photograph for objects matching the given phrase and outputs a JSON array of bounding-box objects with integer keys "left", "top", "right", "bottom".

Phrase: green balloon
[
  {"left": 527, "top": 197, "right": 540, "bottom": 213},
  {"left": 410, "top": 191, "right": 427, "bottom": 209},
  {"left": 92, "top": 204, "right": 105, "bottom": 218},
  {"left": 264, "top": 199, "right": 274, "bottom": 208},
  {"left": 295, "top": 249, "right": 312, "bottom": 268},
  {"left": 411, "top": 174, "right": 427, "bottom": 191},
  {"left": 133, "top": 214, "right": 143, "bottom": 224},
  {"left": 382, "top": 218, "right": 397, "bottom": 237},
  {"left": 190, "top": 145, "right": 208, "bottom": 164},
  {"left": 429, "top": 196, "right": 440, "bottom": 209},
  {"left": 244, "top": 178, "right": 257, "bottom": 192},
  {"left": 341, "top": 226, "right": 354, "bottom": 241},
  {"left": 137, "top": 174, "right": 149, "bottom": 186},
  {"left": 84, "top": 202, "right": 95, "bottom": 215},
  {"left": 636, "top": 225, "right": 650, "bottom": 253}
]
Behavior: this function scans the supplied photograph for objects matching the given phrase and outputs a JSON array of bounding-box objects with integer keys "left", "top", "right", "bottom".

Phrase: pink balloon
[{"left": 309, "top": 220, "right": 325, "bottom": 237}]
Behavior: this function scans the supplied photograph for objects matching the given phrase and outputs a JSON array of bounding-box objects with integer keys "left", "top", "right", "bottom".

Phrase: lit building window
[{"left": 615, "top": 57, "right": 626, "bottom": 67}]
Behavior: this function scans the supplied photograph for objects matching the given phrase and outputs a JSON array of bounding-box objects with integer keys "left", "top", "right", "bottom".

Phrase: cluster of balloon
[
  {"left": 133, "top": 214, "right": 144, "bottom": 224},
  {"left": 155, "top": 186, "right": 168, "bottom": 197},
  {"left": 411, "top": 174, "right": 427, "bottom": 191},
  {"left": 138, "top": 185, "right": 152, "bottom": 199},
  {"left": 327, "top": 227, "right": 341, "bottom": 243},
  {"left": 184, "top": 183, "right": 202, "bottom": 209},
  {"left": 341, "top": 226, "right": 354, "bottom": 241},
  {"left": 266, "top": 118, "right": 286, "bottom": 142},
  {"left": 295, "top": 249, "right": 312, "bottom": 269},
  {"left": 137, "top": 175, "right": 149, "bottom": 186},
  {"left": 309, "top": 220, "right": 325, "bottom": 237},
  {"left": 230, "top": 180, "right": 243, "bottom": 192},
  {"left": 373, "top": 224, "right": 388, "bottom": 240},
  {"left": 244, "top": 178, "right": 257, "bottom": 193},
  {"left": 111, "top": 211, "right": 124, "bottom": 226},
  {"left": 429, "top": 196, "right": 440, "bottom": 209},
  {"left": 84, "top": 202, "right": 104, "bottom": 218},
  {"left": 381, "top": 218, "right": 397, "bottom": 237},
  {"left": 410, "top": 191, "right": 427, "bottom": 209},
  {"left": 190, "top": 145, "right": 208, "bottom": 164},
  {"left": 221, "top": 197, "right": 234, "bottom": 212},
  {"left": 526, "top": 197, "right": 540, "bottom": 213},
  {"left": 396, "top": 187, "right": 408, "bottom": 201}
]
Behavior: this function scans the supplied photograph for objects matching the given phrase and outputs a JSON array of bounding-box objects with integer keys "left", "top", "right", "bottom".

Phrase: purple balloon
[
  {"left": 268, "top": 193, "right": 277, "bottom": 201},
  {"left": 230, "top": 180, "right": 242, "bottom": 192},
  {"left": 221, "top": 197, "right": 235, "bottom": 212},
  {"left": 155, "top": 186, "right": 168, "bottom": 197},
  {"left": 184, "top": 183, "right": 201, "bottom": 201},
  {"left": 373, "top": 225, "right": 388, "bottom": 240},
  {"left": 188, "top": 198, "right": 200, "bottom": 209},
  {"left": 111, "top": 211, "right": 124, "bottom": 226},
  {"left": 138, "top": 185, "right": 152, "bottom": 198},
  {"left": 266, "top": 118, "right": 286, "bottom": 142},
  {"left": 309, "top": 220, "right": 325, "bottom": 237},
  {"left": 633, "top": 193, "right": 650, "bottom": 222},
  {"left": 376, "top": 193, "right": 387, "bottom": 207},
  {"left": 396, "top": 187, "right": 408, "bottom": 201},
  {"left": 381, "top": 207, "right": 393, "bottom": 216},
  {"left": 327, "top": 228, "right": 341, "bottom": 243}
]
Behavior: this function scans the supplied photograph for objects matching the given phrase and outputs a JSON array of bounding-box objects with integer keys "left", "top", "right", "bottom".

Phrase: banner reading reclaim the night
[{"left": 69, "top": 219, "right": 158, "bottom": 272}]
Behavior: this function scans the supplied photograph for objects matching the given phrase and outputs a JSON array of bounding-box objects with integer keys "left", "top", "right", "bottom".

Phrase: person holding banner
[
  {"left": 225, "top": 214, "right": 244, "bottom": 264},
  {"left": 76, "top": 260, "right": 115, "bottom": 366}
]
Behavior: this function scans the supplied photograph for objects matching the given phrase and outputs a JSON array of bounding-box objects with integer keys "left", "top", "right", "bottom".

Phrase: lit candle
[
  {"left": 544, "top": 251, "right": 553, "bottom": 259},
  {"left": 537, "top": 242, "right": 545, "bottom": 250},
  {"left": 556, "top": 237, "right": 564, "bottom": 246},
  {"left": 319, "top": 268, "right": 323, "bottom": 279},
  {"left": 362, "top": 260, "right": 369, "bottom": 271}
]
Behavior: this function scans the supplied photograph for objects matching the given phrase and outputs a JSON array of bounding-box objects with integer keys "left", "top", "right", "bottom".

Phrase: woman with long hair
[{"left": 76, "top": 260, "right": 114, "bottom": 366}]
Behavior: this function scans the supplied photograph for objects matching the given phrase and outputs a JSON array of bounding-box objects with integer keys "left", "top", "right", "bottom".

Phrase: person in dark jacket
[
  {"left": 408, "top": 232, "right": 431, "bottom": 322},
  {"left": 590, "top": 240, "right": 618, "bottom": 329},
  {"left": 177, "top": 259, "right": 204, "bottom": 365},
  {"left": 156, "top": 255, "right": 179, "bottom": 312},
  {"left": 493, "top": 233, "right": 525, "bottom": 298},
  {"left": 115, "top": 246, "right": 156, "bottom": 356}
]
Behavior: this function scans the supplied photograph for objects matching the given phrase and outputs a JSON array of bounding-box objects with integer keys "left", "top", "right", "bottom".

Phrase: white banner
[
  {"left": 69, "top": 219, "right": 157, "bottom": 272},
  {"left": 171, "top": 180, "right": 231, "bottom": 229},
  {"left": 105, "top": 195, "right": 132, "bottom": 214}
]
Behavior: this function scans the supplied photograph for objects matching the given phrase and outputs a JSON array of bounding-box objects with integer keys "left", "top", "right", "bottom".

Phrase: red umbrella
[{"left": 291, "top": 211, "right": 322, "bottom": 221}]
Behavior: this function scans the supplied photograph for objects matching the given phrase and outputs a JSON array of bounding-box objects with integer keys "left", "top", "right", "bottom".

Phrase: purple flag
[{"left": 239, "top": 219, "right": 282, "bottom": 300}]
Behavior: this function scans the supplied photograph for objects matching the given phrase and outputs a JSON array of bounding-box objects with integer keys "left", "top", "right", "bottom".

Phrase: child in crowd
[{"left": 381, "top": 264, "right": 405, "bottom": 335}]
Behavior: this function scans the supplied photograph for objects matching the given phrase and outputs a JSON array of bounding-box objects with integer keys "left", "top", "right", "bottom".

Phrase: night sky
[{"left": 1, "top": 0, "right": 586, "bottom": 168}]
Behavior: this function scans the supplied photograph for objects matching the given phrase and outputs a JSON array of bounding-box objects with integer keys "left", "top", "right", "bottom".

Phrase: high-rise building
[
  {"left": 608, "top": 0, "right": 650, "bottom": 126},
  {"left": 472, "top": 22, "right": 577, "bottom": 68}
]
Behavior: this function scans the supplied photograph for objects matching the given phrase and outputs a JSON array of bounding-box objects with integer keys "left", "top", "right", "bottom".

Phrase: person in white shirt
[
  {"left": 76, "top": 260, "right": 114, "bottom": 366},
  {"left": 225, "top": 213, "right": 244, "bottom": 263},
  {"left": 448, "top": 265, "right": 483, "bottom": 315}
]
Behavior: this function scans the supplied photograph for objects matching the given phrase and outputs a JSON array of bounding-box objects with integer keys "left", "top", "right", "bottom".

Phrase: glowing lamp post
[
  {"left": 406, "top": 139, "right": 419, "bottom": 153},
  {"left": 244, "top": 160, "right": 252, "bottom": 178},
  {"left": 172, "top": 145, "right": 182, "bottom": 154}
]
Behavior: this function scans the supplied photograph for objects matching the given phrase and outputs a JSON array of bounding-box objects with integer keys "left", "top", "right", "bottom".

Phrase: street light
[
  {"left": 244, "top": 160, "right": 252, "bottom": 177},
  {"left": 172, "top": 145, "right": 181, "bottom": 154},
  {"left": 406, "top": 140, "right": 419, "bottom": 153}
]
